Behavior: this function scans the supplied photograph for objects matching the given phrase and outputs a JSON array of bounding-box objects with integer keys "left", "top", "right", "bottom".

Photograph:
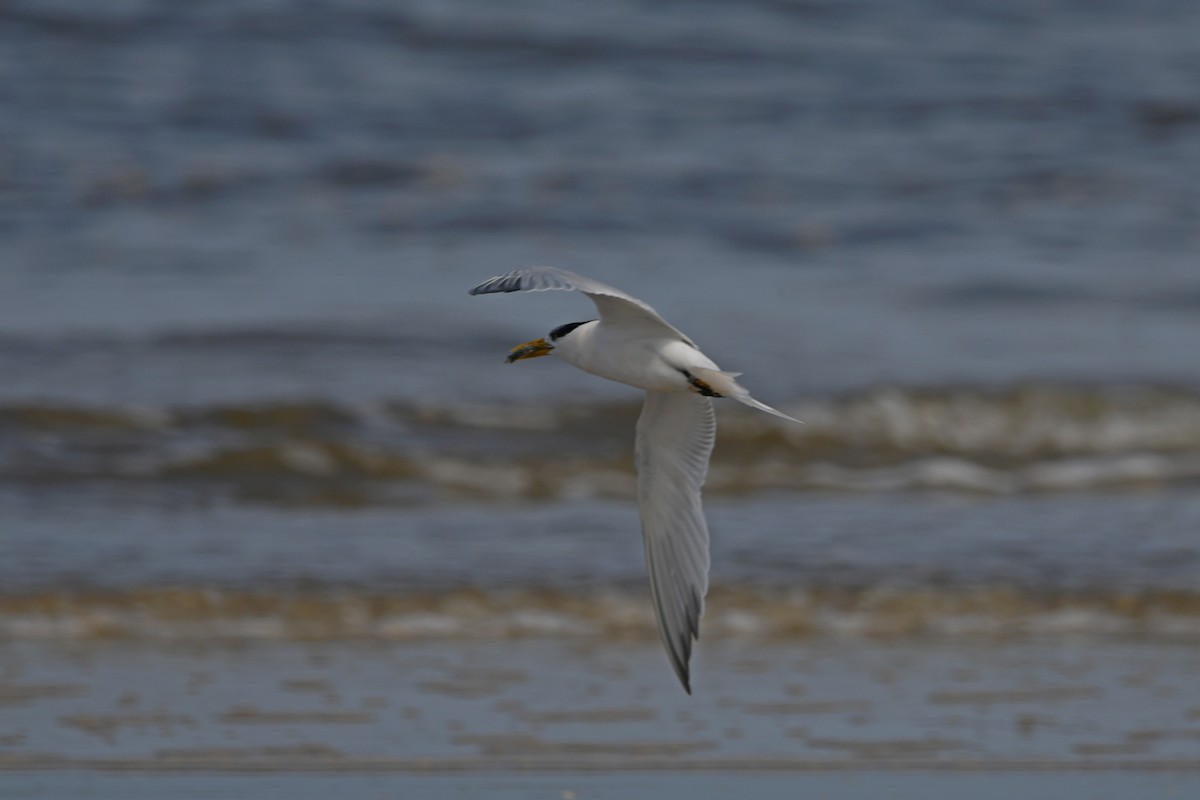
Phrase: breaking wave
[
  {"left": 2, "top": 585, "right": 1198, "bottom": 642},
  {"left": 2, "top": 384, "right": 1199, "bottom": 502}
]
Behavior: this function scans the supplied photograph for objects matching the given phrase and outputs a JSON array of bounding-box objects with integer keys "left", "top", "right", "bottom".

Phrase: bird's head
[{"left": 505, "top": 320, "right": 593, "bottom": 363}]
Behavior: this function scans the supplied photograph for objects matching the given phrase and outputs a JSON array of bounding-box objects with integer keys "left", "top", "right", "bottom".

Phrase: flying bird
[{"left": 469, "top": 266, "right": 799, "bottom": 693}]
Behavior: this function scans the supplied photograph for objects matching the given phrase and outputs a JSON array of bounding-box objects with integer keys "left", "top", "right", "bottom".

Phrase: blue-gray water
[
  {"left": 4, "top": 3, "right": 1200, "bottom": 789},
  {"left": 1, "top": 0, "right": 1198, "bottom": 635}
]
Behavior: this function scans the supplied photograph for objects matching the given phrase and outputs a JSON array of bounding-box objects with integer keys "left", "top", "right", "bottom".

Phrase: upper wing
[
  {"left": 635, "top": 390, "right": 715, "bottom": 694},
  {"left": 469, "top": 266, "right": 695, "bottom": 345}
]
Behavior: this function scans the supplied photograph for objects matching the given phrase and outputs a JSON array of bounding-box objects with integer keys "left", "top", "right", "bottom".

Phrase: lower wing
[{"left": 634, "top": 391, "right": 715, "bottom": 694}]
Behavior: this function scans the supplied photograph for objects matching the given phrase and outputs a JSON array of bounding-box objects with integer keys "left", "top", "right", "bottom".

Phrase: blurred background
[{"left": 2, "top": 0, "right": 1200, "bottom": 784}]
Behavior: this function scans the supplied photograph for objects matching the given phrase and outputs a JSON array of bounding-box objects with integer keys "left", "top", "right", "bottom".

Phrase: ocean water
[{"left": 1, "top": 0, "right": 1199, "bottom": 789}]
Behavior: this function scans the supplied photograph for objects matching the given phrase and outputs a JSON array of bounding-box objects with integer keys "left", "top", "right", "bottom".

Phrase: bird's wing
[
  {"left": 469, "top": 266, "right": 695, "bottom": 345},
  {"left": 635, "top": 390, "right": 714, "bottom": 694}
]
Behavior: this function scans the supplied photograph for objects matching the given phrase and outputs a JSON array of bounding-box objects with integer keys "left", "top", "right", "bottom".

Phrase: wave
[
  {"left": 2, "top": 384, "right": 1200, "bottom": 501},
  {"left": 2, "top": 585, "right": 1198, "bottom": 642}
]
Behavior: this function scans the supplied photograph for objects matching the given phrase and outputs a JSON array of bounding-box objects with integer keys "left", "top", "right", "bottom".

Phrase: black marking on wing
[{"left": 679, "top": 369, "right": 723, "bottom": 398}]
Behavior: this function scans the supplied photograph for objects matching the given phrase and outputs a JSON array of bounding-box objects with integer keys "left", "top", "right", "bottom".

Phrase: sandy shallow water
[{"left": 2, "top": 636, "right": 1198, "bottom": 797}]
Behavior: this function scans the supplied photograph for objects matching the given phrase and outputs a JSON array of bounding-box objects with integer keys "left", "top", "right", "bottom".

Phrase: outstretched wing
[
  {"left": 469, "top": 266, "right": 695, "bottom": 345},
  {"left": 635, "top": 390, "right": 715, "bottom": 694}
]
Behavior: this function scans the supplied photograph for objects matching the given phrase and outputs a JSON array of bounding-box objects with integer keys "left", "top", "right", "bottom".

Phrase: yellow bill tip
[{"left": 505, "top": 337, "right": 554, "bottom": 363}]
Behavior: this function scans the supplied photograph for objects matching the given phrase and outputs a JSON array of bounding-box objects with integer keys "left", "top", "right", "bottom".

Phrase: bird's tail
[{"left": 689, "top": 367, "right": 802, "bottom": 423}]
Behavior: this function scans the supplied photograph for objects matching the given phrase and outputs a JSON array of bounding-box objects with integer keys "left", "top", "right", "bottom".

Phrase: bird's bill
[{"left": 505, "top": 338, "right": 554, "bottom": 363}]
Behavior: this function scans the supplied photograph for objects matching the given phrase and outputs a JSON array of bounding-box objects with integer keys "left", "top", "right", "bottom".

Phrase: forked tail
[{"left": 688, "top": 367, "right": 802, "bottom": 423}]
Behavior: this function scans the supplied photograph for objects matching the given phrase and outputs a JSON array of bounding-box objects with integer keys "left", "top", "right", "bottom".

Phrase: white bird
[{"left": 470, "top": 266, "right": 799, "bottom": 693}]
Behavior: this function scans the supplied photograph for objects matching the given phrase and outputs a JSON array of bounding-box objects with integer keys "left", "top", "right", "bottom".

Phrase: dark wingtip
[
  {"left": 673, "top": 658, "right": 692, "bottom": 695},
  {"left": 674, "top": 640, "right": 694, "bottom": 695}
]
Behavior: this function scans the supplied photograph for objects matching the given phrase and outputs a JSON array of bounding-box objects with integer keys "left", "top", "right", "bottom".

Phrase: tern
[{"left": 470, "top": 266, "right": 799, "bottom": 693}]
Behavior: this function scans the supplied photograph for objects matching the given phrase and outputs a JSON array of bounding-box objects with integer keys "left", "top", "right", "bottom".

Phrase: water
[
  {"left": 6, "top": 772, "right": 1200, "bottom": 800},
  {"left": 2, "top": 0, "right": 1199, "bottom": 402},
  {"left": 0, "top": 0, "right": 1198, "bottom": 787}
]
